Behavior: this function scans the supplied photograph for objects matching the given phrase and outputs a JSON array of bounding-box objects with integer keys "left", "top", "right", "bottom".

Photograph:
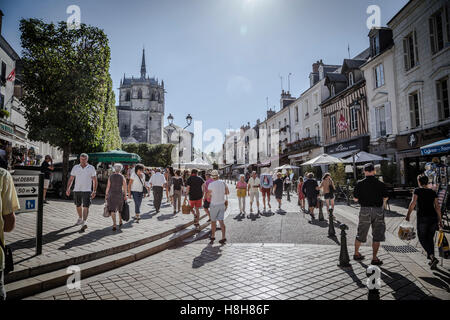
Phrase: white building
[
  {"left": 163, "top": 124, "right": 193, "bottom": 166},
  {"left": 387, "top": 0, "right": 450, "bottom": 185}
]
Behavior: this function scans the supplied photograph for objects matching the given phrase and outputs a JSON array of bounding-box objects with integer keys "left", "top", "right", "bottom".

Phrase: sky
[{"left": 2, "top": 0, "right": 408, "bottom": 152}]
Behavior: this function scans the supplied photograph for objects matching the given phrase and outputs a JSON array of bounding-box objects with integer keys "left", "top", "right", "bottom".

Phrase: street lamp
[{"left": 167, "top": 114, "right": 193, "bottom": 169}]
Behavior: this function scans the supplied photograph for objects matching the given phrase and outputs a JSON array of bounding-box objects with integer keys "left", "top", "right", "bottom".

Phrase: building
[
  {"left": 163, "top": 124, "right": 194, "bottom": 166},
  {"left": 117, "top": 49, "right": 165, "bottom": 145},
  {"left": 320, "top": 49, "right": 371, "bottom": 160},
  {"left": 361, "top": 27, "right": 398, "bottom": 162},
  {"left": 387, "top": 0, "right": 450, "bottom": 185},
  {"left": 287, "top": 60, "right": 339, "bottom": 165}
]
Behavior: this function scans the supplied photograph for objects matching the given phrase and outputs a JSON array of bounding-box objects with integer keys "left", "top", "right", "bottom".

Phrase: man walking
[
  {"left": 247, "top": 171, "right": 260, "bottom": 217},
  {"left": 353, "top": 163, "right": 389, "bottom": 266},
  {"left": 185, "top": 169, "right": 205, "bottom": 230},
  {"left": 203, "top": 172, "right": 214, "bottom": 222},
  {"left": 149, "top": 168, "right": 166, "bottom": 213},
  {"left": 260, "top": 169, "right": 273, "bottom": 212},
  {"left": 207, "top": 170, "right": 229, "bottom": 244},
  {"left": 302, "top": 172, "right": 319, "bottom": 220},
  {"left": 66, "top": 153, "right": 97, "bottom": 232},
  {"left": 0, "top": 167, "right": 19, "bottom": 300}
]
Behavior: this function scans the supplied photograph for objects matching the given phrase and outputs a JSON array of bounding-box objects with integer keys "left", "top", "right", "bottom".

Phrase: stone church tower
[{"left": 117, "top": 49, "right": 165, "bottom": 144}]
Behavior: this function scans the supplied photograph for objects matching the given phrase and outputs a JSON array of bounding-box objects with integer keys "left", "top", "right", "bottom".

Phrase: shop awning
[
  {"left": 87, "top": 150, "right": 141, "bottom": 163},
  {"left": 288, "top": 151, "right": 309, "bottom": 160},
  {"left": 329, "top": 150, "right": 359, "bottom": 159},
  {"left": 420, "top": 138, "right": 450, "bottom": 156}
]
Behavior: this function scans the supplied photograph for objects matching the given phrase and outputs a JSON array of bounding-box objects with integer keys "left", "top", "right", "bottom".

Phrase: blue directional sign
[{"left": 26, "top": 199, "right": 36, "bottom": 210}]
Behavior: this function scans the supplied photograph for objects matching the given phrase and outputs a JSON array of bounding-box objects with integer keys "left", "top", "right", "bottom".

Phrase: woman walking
[
  {"left": 40, "top": 155, "right": 54, "bottom": 203},
  {"left": 172, "top": 170, "right": 184, "bottom": 214},
  {"left": 236, "top": 174, "right": 247, "bottom": 216},
  {"left": 297, "top": 176, "right": 306, "bottom": 213},
  {"left": 319, "top": 173, "right": 336, "bottom": 215},
  {"left": 105, "top": 163, "right": 127, "bottom": 231},
  {"left": 273, "top": 172, "right": 284, "bottom": 211},
  {"left": 406, "top": 175, "right": 443, "bottom": 269},
  {"left": 128, "top": 164, "right": 146, "bottom": 222}
]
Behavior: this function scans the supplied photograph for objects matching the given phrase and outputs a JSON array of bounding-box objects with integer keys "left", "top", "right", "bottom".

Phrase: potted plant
[{"left": 0, "top": 109, "right": 10, "bottom": 119}]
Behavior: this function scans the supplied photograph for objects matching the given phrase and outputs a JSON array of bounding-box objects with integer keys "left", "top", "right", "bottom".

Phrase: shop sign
[
  {"left": 0, "top": 123, "right": 14, "bottom": 135},
  {"left": 407, "top": 133, "right": 418, "bottom": 148},
  {"left": 325, "top": 136, "right": 369, "bottom": 154}
]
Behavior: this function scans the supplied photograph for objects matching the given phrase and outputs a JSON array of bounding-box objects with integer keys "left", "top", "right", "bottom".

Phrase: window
[
  {"left": 278, "top": 121, "right": 281, "bottom": 128},
  {"left": 305, "top": 100, "right": 309, "bottom": 117},
  {"left": 403, "top": 31, "right": 419, "bottom": 71},
  {"left": 0, "top": 94, "right": 4, "bottom": 109},
  {"left": 138, "top": 89, "right": 142, "bottom": 99},
  {"left": 429, "top": 7, "right": 448, "bottom": 54},
  {"left": 374, "top": 64, "right": 385, "bottom": 88},
  {"left": 305, "top": 128, "right": 310, "bottom": 138},
  {"left": 1, "top": 62, "right": 6, "bottom": 83},
  {"left": 408, "top": 91, "right": 421, "bottom": 128},
  {"left": 284, "top": 118, "right": 287, "bottom": 126},
  {"left": 330, "top": 85, "right": 335, "bottom": 96},
  {"left": 295, "top": 133, "right": 299, "bottom": 141},
  {"left": 295, "top": 106, "right": 299, "bottom": 122},
  {"left": 348, "top": 72, "right": 354, "bottom": 86},
  {"left": 315, "top": 123, "right": 320, "bottom": 140},
  {"left": 330, "top": 114, "right": 336, "bottom": 137},
  {"left": 437, "top": 77, "right": 449, "bottom": 120},
  {"left": 371, "top": 34, "right": 380, "bottom": 56},
  {"left": 350, "top": 106, "right": 358, "bottom": 131},
  {"left": 375, "top": 106, "right": 386, "bottom": 137},
  {"left": 125, "top": 91, "right": 130, "bottom": 101}
]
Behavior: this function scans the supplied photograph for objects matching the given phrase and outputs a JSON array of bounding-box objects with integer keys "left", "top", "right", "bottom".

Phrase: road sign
[
  {"left": 18, "top": 197, "right": 39, "bottom": 213},
  {"left": 16, "top": 186, "right": 38, "bottom": 196},
  {"left": 13, "top": 175, "right": 39, "bottom": 185}
]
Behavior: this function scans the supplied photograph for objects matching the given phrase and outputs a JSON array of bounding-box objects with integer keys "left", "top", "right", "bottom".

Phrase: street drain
[{"left": 382, "top": 245, "right": 419, "bottom": 253}]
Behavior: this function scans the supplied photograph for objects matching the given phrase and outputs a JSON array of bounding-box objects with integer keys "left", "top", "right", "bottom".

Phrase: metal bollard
[
  {"left": 318, "top": 199, "right": 324, "bottom": 221},
  {"left": 338, "top": 224, "right": 351, "bottom": 268},
  {"left": 287, "top": 185, "right": 291, "bottom": 202},
  {"left": 328, "top": 208, "right": 336, "bottom": 236}
]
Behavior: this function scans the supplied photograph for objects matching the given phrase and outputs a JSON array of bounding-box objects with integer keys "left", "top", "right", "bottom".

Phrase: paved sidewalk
[
  {"left": 5, "top": 194, "right": 198, "bottom": 274},
  {"left": 29, "top": 243, "right": 443, "bottom": 300}
]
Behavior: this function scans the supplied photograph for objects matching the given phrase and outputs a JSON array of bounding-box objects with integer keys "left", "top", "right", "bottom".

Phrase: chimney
[
  {"left": 0, "top": 10, "right": 4, "bottom": 36},
  {"left": 312, "top": 61, "right": 320, "bottom": 73}
]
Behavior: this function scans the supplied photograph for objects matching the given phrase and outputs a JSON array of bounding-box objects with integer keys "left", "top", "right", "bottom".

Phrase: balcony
[{"left": 284, "top": 136, "right": 321, "bottom": 154}]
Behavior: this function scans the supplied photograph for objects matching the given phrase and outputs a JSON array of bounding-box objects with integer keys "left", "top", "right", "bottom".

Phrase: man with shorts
[
  {"left": 260, "top": 169, "right": 273, "bottom": 212},
  {"left": 353, "top": 163, "right": 388, "bottom": 265},
  {"left": 302, "top": 172, "right": 319, "bottom": 220},
  {"left": 185, "top": 169, "right": 205, "bottom": 230},
  {"left": 247, "top": 171, "right": 260, "bottom": 217},
  {"left": 66, "top": 153, "right": 98, "bottom": 232},
  {"left": 207, "top": 170, "right": 229, "bottom": 244}
]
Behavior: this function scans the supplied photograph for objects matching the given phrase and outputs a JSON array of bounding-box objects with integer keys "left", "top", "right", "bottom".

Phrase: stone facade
[{"left": 117, "top": 49, "right": 165, "bottom": 145}]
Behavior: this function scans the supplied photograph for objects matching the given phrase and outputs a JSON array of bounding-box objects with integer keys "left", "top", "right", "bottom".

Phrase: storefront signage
[
  {"left": 407, "top": 133, "right": 418, "bottom": 148},
  {"left": 0, "top": 123, "right": 14, "bottom": 135},
  {"left": 13, "top": 175, "right": 39, "bottom": 185},
  {"left": 325, "top": 136, "right": 369, "bottom": 155}
]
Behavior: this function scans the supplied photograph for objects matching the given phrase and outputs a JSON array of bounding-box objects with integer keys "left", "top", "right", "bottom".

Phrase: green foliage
[
  {"left": 0, "top": 109, "right": 10, "bottom": 118},
  {"left": 122, "top": 143, "right": 175, "bottom": 167},
  {"left": 301, "top": 165, "right": 322, "bottom": 179},
  {"left": 329, "top": 163, "right": 346, "bottom": 186},
  {"left": 380, "top": 161, "right": 397, "bottom": 184}
]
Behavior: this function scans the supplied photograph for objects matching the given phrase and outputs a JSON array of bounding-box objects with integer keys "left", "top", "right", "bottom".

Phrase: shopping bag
[
  {"left": 182, "top": 199, "right": 191, "bottom": 214},
  {"left": 437, "top": 231, "right": 450, "bottom": 259},
  {"left": 398, "top": 221, "right": 416, "bottom": 241},
  {"left": 121, "top": 200, "right": 130, "bottom": 222},
  {"left": 103, "top": 203, "right": 110, "bottom": 218}
]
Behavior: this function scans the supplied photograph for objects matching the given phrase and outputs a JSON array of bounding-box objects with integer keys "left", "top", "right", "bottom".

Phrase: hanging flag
[
  {"left": 6, "top": 68, "right": 15, "bottom": 82},
  {"left": 337, "top": 114, "right": 348, "bottom": 131}
]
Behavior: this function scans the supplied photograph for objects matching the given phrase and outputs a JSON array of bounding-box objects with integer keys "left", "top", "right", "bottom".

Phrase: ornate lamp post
[{"left": 167, "top": 113, "right": 193, "bottom": 169}]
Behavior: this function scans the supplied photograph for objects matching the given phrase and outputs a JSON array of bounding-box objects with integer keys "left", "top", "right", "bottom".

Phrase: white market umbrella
[
  {"left": 301, "top": 154, "right": 343, "bottom": 166},
  {"left": 182, "top": 157, "right": 213, "bottom": 170},
  {"left": 342, "top": 151, "right": 389, "bottom": 163},
  {"left": 274, "top": 164, "right": 300, "bottom": 170}
]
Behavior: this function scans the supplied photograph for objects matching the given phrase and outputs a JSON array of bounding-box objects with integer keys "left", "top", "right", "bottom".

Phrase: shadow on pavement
[
  {"left": 192, "top": 244, "right": 222, "bottom": 269},
  {"left": 58, "top": 225, "right": 123, "bottom": 250},
  {"left": 157, "top": 213, "right": 177, "bottom": 221}
]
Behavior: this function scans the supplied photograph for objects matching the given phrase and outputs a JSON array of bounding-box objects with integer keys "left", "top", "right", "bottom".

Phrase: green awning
[{"left": 87, "top": 150, "right": 141, "bottom": 163}]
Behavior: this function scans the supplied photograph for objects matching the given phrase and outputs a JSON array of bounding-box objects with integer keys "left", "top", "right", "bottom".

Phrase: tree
[
  {"left": 20, "top": 19, "right": 121, "bottom": 190},
  {"left": 329, "top": 163, "right": 346, "bottom": 186},
  {"left": 122, "top": 143, "right": 175, "bottom": 167}
]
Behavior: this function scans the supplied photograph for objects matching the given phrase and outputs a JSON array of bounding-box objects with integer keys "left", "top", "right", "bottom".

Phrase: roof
[
  {"left": 0, "top": 35, "right": 20, "bottom": 61},
  {"left": 352, "top": 48, "right": 370, "bottom": 60},
  {"left": 387, "top": 0, "right": 414, "bottom": 26},
  {"left": 341, "top": 59, "right": 366, "bottom": 73},
  {"left": 325, "top": 73, "right": 347, "bottom": 84},
  {"left": 122, "top": 77, "right": 159, "bottom": 86}
]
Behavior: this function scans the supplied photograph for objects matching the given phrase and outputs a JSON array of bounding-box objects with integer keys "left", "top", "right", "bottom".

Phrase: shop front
[{"left": 324, "top": 135, "right": 370, "bottom": 159}]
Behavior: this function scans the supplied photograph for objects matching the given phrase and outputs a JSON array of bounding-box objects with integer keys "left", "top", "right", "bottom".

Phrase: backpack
[{"left": 172, "top": 177, "right": 183, "bottom": 191}]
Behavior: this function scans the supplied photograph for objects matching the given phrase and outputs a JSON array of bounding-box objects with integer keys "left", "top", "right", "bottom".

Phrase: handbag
[
  {"left": 182, "top": 198, "right": 192, "bottom": 214},
  {"left": 0, "top": 242, "right": 14, "bottom": 275},
  {"left": 438, "top": 230, "right": 450, "bottom": 259},
  {"left": 121, "top": 200, "right": 130, "bottom": 221},
  {"left": 138, "top": 174, "right": 148, "bottom": 196},
  {"left": 224, "top": 181, "right": 229, "bottom": 211},
  {"left": 103, "top": 201, "right": 111, "bottom": 218}
]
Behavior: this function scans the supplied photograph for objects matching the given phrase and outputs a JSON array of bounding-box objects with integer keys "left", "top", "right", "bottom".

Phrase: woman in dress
[
  {"left": 273, "top": 172, "right": 284, "bottom": 211},
  {"left": 297, "top": 176, "right": 305, "bottom": 213},
  {"left": 406, "top": 174, "right": 443, "bottom": 269},
  {"left": 319, "top": 173, "right": 336, "bottom": 215},
  {"left": 105, "top": 163, "right": 127, "bottom": 231},
  {"left": 127, "top": 164, "right": 146, "bottom": 222},
  {"left": 236, "top": 174, "right": 247, "bottom": 216}
]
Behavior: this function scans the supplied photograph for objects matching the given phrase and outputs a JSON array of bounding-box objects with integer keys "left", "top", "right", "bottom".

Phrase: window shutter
[
  {"left": 409, "top": 94, "right": 415, "bottom": 128},
  {"left": 446, "top": 3, "right": 450, "bottom": 43},
  {"left": 414, "top": 30, "right": 419, "bottom": 64},
  {"left": 429, "top": 17, "right": 436, "bottom": 54},
  {"left": 436, "top": 81, "right": 443, "bottom": 120},
  {"left": 369, "top": 107, "right": 377, "bottom": 138},
  {"left": 385, "top": 102, "right": 393, "bottom": 135},
  {"left": 380, "top": 64, "right": 385, "bottom": 86},
  {"left": 403, "top": 38, "right": 409, "bottom": 70}
]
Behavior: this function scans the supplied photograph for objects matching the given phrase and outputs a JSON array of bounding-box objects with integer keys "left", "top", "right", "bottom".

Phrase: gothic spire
[{"left": 140, "top": 47, "right": 146, "bottom": 79}]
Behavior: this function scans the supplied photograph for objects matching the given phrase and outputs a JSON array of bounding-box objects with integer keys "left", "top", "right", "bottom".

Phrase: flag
[
  {"left": 337, "top": 114, "right": 348, "bottom": 131},
  {"left": 6, "top": 68, "right": 15, "bottom": 82}
]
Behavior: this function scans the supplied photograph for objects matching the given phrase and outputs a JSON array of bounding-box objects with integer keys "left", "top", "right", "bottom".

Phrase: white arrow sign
[
  {"left": 13, "top": 175, "right": 39, "bottom": 185},
  {"left": 16, "top": 186, "right": 39, "bottom": 196}
]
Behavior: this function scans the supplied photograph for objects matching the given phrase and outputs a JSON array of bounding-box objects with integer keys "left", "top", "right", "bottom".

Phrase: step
[
  {"left": 7, "top": 219, "right": 211, "bottom": 300},
  {"left": 5, "top": 213, "right": 208, "bottom": 284}
]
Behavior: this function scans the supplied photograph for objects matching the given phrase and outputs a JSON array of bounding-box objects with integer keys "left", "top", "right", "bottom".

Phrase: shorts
[
  {"left": 203, "top": 199, "right": 210, "bottom": 209},
  {"left": 189, "top": 199, "right": 203, "bottom": 208},
  {"left": 261, "top": 188, "right": 271, "bottom": 197},
  {"left": 356, "top": 207, "right": 386, "bottom": 243},
  {"left": 44, "top": 179, "right": 50, "bottom": 189},
  {"left": 74, "top": 191, "right": 92, "bottom": 208},
  {"left": 249, "top": 191, "right": 259, "bottom": 203},
  {"left": 307, "top": 196, "right": 317, "bottom": 208},
  {"left": 209, "top": 203, "right": 226, "bottom": 221},
  {"left": 324, "top": 193, "right": 334, "bottom": 200}
]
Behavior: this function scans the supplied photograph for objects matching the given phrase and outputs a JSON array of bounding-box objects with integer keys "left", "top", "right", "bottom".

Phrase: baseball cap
[{"left": 364, "top": 163, "right": 375, "bottom": 172}]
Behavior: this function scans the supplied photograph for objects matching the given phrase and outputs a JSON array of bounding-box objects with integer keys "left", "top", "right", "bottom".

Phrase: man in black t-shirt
[
  {"left": 302, "top": 173, "right": 319, "bottom": 219},
  {"left": 353, "top": 163, "right": 388, "bottom": 266},
  {"left": 185, "top": 169, "right": 205, "bottom": 229}
]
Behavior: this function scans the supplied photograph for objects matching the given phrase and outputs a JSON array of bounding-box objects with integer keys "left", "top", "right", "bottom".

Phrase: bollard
[
  {"left": 328, "top": 209, "right": 336, "bottom": 237},
  {"left": 338, "top": 224, "right": 351, "bottom": 267},
  {"left": 318, "top": 199, "right": 324, "bottom": 221},
  {"left": 287, "top": 185, "right": 291, "bottom": 202}
]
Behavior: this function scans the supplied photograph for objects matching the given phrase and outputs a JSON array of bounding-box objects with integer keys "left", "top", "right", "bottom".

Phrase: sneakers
[
  {"left": 429, "top": 257, "right": 439, "bottom": 270},
  {"left": 75, "top": 218, "right": 83, "bottom": 225},
  {"left": 80, "top": 221, "right": 87, "bottom": 232}
]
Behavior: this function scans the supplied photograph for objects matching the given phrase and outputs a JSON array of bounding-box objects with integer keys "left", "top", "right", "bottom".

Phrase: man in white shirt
[
  {"left": 247, "top": 171, "right": 260, "bottom": 216},
  {"left": 207, "top": 170, "right": 229, "bottom": 244},
  {"left": 149, "top": 168, "right": 166, "bottom": 213},
  {"left": 66, "top": 153, "right": 98, "bottom": 232}
]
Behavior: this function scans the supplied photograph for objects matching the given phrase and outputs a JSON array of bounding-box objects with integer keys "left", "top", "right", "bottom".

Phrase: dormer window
[
  {"left": 330, "top": 85, "right": 335, "bottom": 96},
  {"left": 348, "top": 72, "right": 354, "bottom": 86},
  {"left": 371, "top": 34, "right": 380, "bottom": 56}
]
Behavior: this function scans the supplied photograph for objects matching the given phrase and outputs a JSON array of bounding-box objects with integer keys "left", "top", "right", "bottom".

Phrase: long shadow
[
  {"left": 233, "top": 213, "right": 245, "bottom": 221},
  {"left": 260, "top": 210, "right": 275, "bottom": 217},
  {"left": 276, "top": 209, "right": 287, "bottom": 216},
  {"left": 192, "top": 244, "right": 222, "bottom": 269},
  {"left": 157, "top": 213, "right": 177, "bottom": 221},
  {"left": 58, "top": 225, "right": 123, "bottom": 250},
  {"left": 8, "top": 225, "right": 78, "bottom": 252},
  {"left": 383, "top": 210, "right": 405, "bottom": 218}
]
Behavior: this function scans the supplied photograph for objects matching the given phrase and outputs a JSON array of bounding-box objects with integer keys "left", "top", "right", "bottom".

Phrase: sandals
[
  {"left": 429, "top": 257, "right": 439, "bottom": 270},
  {"left": 371, "top": 258, "right": 383, "bottom": 266},
  {"left": 112, "top": 226, "right": 117, "bottom": 231},
  {"left": 209, "top": 237, "right": 215, "bottom": 242},
  {"left": 353, "top": 254, "right": 365, "bottom": 261},
  {"left": 219, "top": 238, "right": 227, "bottom": 245}
]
